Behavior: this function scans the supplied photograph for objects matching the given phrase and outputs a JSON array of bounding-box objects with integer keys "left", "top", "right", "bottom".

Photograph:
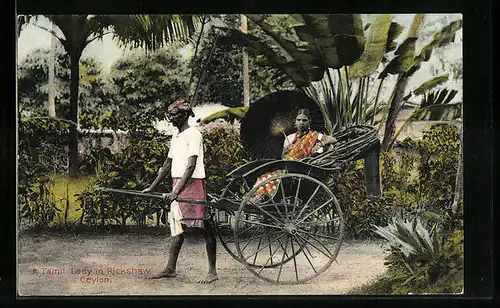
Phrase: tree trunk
[
  {"left": 452, "top": 120, "right": 463, "bottom": 212},
  {"left": 381, "top": 14, "right": 425, "bottom": 151},
  {"left": 241, "top": 14, "right": 250, "bottom": 107},
  {"left": 48, "top": 24, "right": 57, "bottom": 117},
  {"left": 69, "top": 49, "right": 82, "bottom": 177},
  {"left": 121, "top": 215, "right": 127, "bottom": 227},
  {"left": 381, "top": 76, "right": 409, "bottom": 150}
]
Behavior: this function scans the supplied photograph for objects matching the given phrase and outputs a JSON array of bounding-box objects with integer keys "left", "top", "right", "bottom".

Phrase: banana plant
[
  {"left": 300, "top": 14, "right": 402, "bottom": 133},
  {"left": 216, "top": 14, "right": 366, "bottom": 88},
  {"left": 218, "top": 14, "right": 399, "bottom": 134},
  {"left": 380, "top": 18, "right": 463, "bottom": 150},
  {"left": 217, "top": 14, "right": 462, "bottom": 144}
]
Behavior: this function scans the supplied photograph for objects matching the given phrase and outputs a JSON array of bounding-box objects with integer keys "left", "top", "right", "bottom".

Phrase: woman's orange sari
[{"left": 252, "top": 130, "right": 319, "bottom": 199}]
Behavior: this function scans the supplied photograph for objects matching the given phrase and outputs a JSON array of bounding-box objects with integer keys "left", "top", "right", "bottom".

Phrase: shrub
[
  {"left": 18, "top": 117, "right": 70, "bottom": 227},
  {"left": 77, "top": 133, "right": 171, "bottom": 227},
  {"left": 398, "top": 124, "right": 459, "bottom": 214},
  {"left": 372, "top": 212, "right": 463, "bottom": 294},
  {"left": 201, "top": 122, "right": 250, "bottom": 195},
  {"left": 74, "top": 122, "right": 250, "bottom": 227}
]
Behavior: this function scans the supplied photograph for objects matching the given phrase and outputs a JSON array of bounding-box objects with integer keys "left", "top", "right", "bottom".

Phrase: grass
[
  {"left": 47, "top": 173, "right": 96, "bottom": 223},
  {"left": 347, "top": 275, "right": 392, "bottom": 295},
  {"left": 347, "top": 269, "right": 464, "bottom": 295}
]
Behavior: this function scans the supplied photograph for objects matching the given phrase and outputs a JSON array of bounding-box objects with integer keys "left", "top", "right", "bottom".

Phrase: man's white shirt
[{"left": 168, "top": 126, "right": 206, "bottom": 179}]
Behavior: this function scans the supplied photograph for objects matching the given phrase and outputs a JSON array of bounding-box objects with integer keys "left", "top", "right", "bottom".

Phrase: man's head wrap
[{"left": 167, "top": 98, "right": 194, "bottom": 119}]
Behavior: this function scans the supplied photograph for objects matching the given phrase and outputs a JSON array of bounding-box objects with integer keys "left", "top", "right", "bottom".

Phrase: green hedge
[
  {"left": 73, "top": 122, "right": 249, "bottom": 228},
  {"left": 333, "top": 124, "right": 459, "bottom": 238},
  {"left": 20, "top": 120, "right": 459, "bottom": 235}
]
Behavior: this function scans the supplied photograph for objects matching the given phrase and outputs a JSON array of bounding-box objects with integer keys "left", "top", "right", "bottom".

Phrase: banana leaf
[
  {"left": 290, "top": 14, "right": 365, "bottom": 69},
  {"left": 407, "top": 19, "right": 462, "bottom": 76},
  {"left": 246, "top": 14, "right": 325, "bottom": 81},
  {"left": 413, "top": 74, "right": 450, "bottom": 96},
  {"left": 378, "top": 37, "right": 418, "bottom": 79},
  {"left": 349, "top": 14, "right": 392, "bottom": 77},
  {"left": 218, "top": 27, "right": 311, "bottom": 87},
  {"left": 386, "top": 22, "right": 403, "bottom": 53}
]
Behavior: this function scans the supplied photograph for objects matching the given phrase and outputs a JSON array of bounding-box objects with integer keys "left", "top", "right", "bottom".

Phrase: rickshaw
[{"left": 101, "top": 91, "right": 381, "bottom": 285}]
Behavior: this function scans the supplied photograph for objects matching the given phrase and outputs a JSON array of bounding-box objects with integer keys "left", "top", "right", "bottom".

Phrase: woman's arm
[{"left": 282, "top": 134, "right": 295, "bottom": 156}]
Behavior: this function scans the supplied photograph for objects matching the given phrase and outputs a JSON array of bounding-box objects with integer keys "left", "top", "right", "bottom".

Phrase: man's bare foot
[
  {"left": 149, "top": 268, "right": 177, "bottom": 279},
  {"left": 197, "top": 272, "right": 218, "bottom": 284}
]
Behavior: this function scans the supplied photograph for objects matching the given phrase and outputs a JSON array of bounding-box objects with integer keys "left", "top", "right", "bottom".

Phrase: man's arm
[{"left": 143, "top": 157, "right": 172, "bottom": 192}]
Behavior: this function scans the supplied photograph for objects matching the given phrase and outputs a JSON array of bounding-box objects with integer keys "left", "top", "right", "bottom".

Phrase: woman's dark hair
[{"left": 296, "top": 108, "right": 311, "bottom": 121}]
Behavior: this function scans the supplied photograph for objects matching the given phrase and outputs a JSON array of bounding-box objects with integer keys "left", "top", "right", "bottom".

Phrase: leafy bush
[
  {"left": 18, "top": 117, "right": 70, "bottom": 227},
  {"left": 332, "top": 162, "right": 394, "bottom": 238},
  {"left": 334, "top": 124, "right": 459, "bottom": 238},
  {"left": 78, "top": 133, "right": 171, "bottom": 227},
  {"left": 397, "top": 124, "right": 459, "bottom": 212},
  {"left": 20, "top": 176, "right": 60, "bottom": 228},
  {"left": 74, "top": 123, "right": 249, "bottom": 227},
  {"left": 372, "top": 212, "right": 463, "bottom": 294},
  {"left": 201, "top": 122, "right": 250, "bottom": 195}
]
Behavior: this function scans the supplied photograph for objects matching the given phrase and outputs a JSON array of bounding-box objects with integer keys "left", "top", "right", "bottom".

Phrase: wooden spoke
[
  {"left": 292, "top": 177, "right": 302, "bottom": 216},
  {"left": 264, "top": 187, "right": 287, "bottom": 222},
  {"left": 279, "top": 179, "right": 289, "bottom": 219},
  {"left": 242, "top": 232, "right": 287, "bottom": 261},
  {"left": 294, "top": 232, "right": 333, "bottom": 259},
  {"left": 257, "top": 235, "right": 287, "bottom": 274},
  {"left": 238, "top": 218, "right": 285, "bottom": 231},
  {"left": 297, "top": 228, "right": 341, "bottom": 242},
  {"left": 253, "top": 237, "right": 263, "bottom": 265},
  {"left": 295, "top": 198, "right": 335, "bottom": 224},
  {"left": 240, "top": 224, "right": 263, "bottom": 253},
  {"left": 293, "top": 235, "right": 317, "bottom": 274},
  {"left": 295, "top": 184, "right": 321, "bottom": 221},
  {"left": 276, "top": 235, "right": 291, "bottom": 283},
  {"left": 246, "top": 200, "right": 284, "bottom": 226},
  {"left": 290, "top": 234, "right": 299, "bottom": 282}
]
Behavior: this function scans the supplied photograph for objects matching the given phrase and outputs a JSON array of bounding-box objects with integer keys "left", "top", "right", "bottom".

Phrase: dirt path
[{"left": 18, "top": 231, "right": 388, "bottom": 296}]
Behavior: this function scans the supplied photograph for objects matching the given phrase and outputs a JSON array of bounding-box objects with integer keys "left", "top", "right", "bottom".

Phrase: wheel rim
[
  {"left": 234, "top": 173, "right": 345, "bottom": 284},
  {"left": 214, "top": 178, "right": 249, "bottom": 263}
]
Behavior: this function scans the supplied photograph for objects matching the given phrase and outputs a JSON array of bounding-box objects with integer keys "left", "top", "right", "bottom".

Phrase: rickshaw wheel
[
  {"left": 233, "top": 173, "right": 345, "bottom": 285},
  {"left": 214, "top": 177, "right": 302, "bottom": 268}
]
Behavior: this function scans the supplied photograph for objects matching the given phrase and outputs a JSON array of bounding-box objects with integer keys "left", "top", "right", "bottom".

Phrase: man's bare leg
[
  {"left": 150, "top": 233, "right": 184, "bottom": 279},
  {"left": 198, "top": 220, "right": 218, "bottom": 283}
]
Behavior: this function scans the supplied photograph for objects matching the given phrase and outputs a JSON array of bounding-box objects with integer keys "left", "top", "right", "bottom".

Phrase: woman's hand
[{"left": 323, "top": 135, "right": 337, "bottom": 145}]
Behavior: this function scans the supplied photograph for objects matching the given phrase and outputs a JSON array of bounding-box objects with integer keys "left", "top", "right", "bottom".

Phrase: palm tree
[{"left": 18, "top": 14, "right": 202, "bottom": 177}]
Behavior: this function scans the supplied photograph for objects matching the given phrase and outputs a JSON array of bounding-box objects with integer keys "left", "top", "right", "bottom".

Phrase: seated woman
[{"left": 250, "top": 108, "right": 337, "bottom": 203}]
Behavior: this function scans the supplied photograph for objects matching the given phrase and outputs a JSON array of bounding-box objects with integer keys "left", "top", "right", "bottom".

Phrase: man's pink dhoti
[{"left": 172, "top": 178, "right": 206, "bottom": 229}]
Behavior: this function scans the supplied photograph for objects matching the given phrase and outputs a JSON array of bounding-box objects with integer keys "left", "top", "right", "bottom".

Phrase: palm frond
[{"left": 110, "top": 15, "right": 202, "bottom": 52}]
